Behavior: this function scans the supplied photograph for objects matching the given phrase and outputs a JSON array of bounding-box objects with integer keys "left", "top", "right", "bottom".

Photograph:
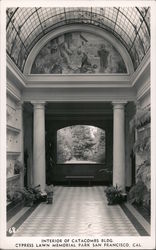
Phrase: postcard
[{"left": 0, "top": 0, "right": 156, "bottom": 249}]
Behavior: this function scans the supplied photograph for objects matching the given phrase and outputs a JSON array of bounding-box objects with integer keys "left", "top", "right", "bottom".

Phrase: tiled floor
[{"left": 13, "top": 186, "right": 140, "bottom": 237}]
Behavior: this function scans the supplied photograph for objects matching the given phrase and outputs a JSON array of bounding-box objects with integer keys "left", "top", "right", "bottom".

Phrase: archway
[{"left": 45, "top": 105, "right": 113, "bottom": 185}]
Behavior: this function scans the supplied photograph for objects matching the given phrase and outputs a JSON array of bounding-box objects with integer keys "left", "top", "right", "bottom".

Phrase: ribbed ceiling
[{"left": 6, "top": 7, "right": 150, "bottom": 73}]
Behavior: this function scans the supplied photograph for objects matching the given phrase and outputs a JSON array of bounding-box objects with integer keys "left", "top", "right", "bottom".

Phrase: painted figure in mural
[
  {"left": 80, "top": 52, "right": 92, "bottom": 72},
  {"left": 59, "top": 41, "right": 72, "bottom": 65},
  {"left": 81, "top": 52, "right": 91, "bottom": 67},
  {"left": 97, "top": 44, "right": 109, "bottom": 73}
]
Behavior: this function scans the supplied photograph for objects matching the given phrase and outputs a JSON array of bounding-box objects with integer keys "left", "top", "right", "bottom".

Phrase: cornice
[
  {"left": 7, "top": 55, "right": 26, "bottom": 89},
  {"left": 7, "top": 85, "right": 21, "bottom": 102},
  {"left": 136, "top": 80, "right": 150, "bottom": 101},
  {"left": 22, "top": 87, "right": 136, "bottom": 102},
  {"left": 26, "top": 74, "right": 131, "bottom": 88}
]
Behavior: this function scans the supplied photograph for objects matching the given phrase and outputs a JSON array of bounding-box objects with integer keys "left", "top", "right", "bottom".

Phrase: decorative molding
[
  {"left": 25, "top": 74, "right": 131, "bottom": 88},
  {"left": 23, "top": 93, "right": 136, "bottom": 103},
  {"left": 137, "top": 80, "right": 150, "bottom": 101},
  {"left": 112, "top": 101, "right": 128, "bottom": 105},
  {"left": 7, "top": 86, "right": 21, "bottom": 102},
  {"left": 7, "top": 55, "right": 26, "bottom": 89},
  {"left": 7, "top": 174, "right": 20, "bottom": 182},
  {"left": 112, "top": 101, "right": 128, "bottom": 109},
  {"left": 7, "top": 79, "right": 22, "bottom": 102},
  {"left": 7, "top": 152, "right": 21, "bottom": 156},
  {"left": 7, "top": 125, "right": 21, "bottom": 133},
  {"left": 31, "top": 101, "right": 46, "bottom": 109}
]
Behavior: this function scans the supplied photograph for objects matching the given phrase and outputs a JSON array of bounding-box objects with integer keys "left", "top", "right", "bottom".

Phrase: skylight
[{"left": 6, "top": 7, "right": 150, "bottom": 72}]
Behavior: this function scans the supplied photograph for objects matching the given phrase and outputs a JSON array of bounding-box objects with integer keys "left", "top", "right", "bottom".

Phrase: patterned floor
[{"left": 13, "top": 186, "right": 139, "bottom": 236}]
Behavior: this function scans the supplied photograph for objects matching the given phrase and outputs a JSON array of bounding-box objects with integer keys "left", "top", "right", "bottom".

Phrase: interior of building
[{"left": 6, "top": 7, "right": 151, "bottom": 237}]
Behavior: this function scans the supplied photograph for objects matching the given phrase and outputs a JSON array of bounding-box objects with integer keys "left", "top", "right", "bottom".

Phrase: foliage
[
  {"left": 104, "top": 185, "right": 123, "bottom": 205},
  {"left": 129, "top": 105, "right": 151, "bottom": 203},
  {"left": 7, "top": 185, "right": 47, "bottom": 205},
  {"left": 130, "top": 106, "right": 150, "bottom": 161},
  {"left": 128, "top": 181, "right": 150, "bottom": 209},
  {"left": 7, "top": 189, "right": 23, "bottom": 202},
  {"left": 57, "top": 125, "right": 106, "bottom": 163},
  {"left": 137, "top": 162, "right": 151, "bottom": 190},
  {"left": 129, "top": 107, "right": 150, "bottom": 133},
  {"left": 19, "top": 188, "right": 36, "bottom": 204}
]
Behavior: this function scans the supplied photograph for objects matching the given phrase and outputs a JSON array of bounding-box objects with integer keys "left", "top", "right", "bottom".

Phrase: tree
[{"left": 57, "top": 125, "right": 106, "bottom": 163}]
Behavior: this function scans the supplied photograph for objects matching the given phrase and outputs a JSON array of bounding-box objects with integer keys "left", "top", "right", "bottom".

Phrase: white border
[{"left": 0, "top": 1, "right": 156, "bottom": 249}]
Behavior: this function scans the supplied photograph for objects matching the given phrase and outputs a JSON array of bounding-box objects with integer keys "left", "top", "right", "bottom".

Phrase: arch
[
  {"left": 57, "top": 125, "right": 106, "bottom": 164},
  {"left": 7, "top": 7, "right": 150, "bottom": 73},
  {"left": 24, "top": 24, "right": 134, "bottom": 75}
]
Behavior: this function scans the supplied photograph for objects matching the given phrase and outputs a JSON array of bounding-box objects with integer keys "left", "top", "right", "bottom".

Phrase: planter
[
  {"left": 46, "top": 192, "right": 53, "bottom": 204},
  {"left": 39, "top": 194, "right": 47, "bottom": 202}
]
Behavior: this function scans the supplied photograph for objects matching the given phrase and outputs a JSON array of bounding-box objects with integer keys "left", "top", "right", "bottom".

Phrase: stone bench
[{"left": 65, "top": 175, "right": 94, "bottom": 185}]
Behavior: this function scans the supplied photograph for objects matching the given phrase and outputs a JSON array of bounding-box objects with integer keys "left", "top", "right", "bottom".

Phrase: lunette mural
[{"left": 31, "top": 32, "right": 127, "bottom": 74}]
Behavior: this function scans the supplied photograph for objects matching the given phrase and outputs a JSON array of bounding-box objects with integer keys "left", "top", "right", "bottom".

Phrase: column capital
[
  {"left": 31, "top": 101, "right": 46, "bottom": 109},
  {"left": 112, "top": 101, "right": 127, "bottom": 109}
]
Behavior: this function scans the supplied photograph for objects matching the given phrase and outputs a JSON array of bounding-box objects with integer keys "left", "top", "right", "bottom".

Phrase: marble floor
[{"left": 9, "top": 186, "right": 149, "bottom": 237}]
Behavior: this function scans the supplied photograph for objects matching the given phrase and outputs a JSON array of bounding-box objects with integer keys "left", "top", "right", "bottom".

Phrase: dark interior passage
[{"left": 45, "top": 102, "right": 113, "bottom": 185}]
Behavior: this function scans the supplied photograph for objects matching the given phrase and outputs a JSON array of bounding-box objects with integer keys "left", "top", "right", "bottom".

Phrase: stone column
[
  {"left": 32, "top": 101, "right": 46, "bottom": 190},
  {"left": 112, "top": 101, "right": 127, "bottom": 191}
]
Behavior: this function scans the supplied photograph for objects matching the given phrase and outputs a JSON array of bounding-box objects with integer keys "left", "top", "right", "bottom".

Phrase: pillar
[
  {"left": 17, "top": 101, "right": 24, "bottom": 187},
  {"left": 32, "top": 101, "right": 46, "bottom": 190},
  {"left": 112, "top": 101, "right": 127, "bottom": 191}
]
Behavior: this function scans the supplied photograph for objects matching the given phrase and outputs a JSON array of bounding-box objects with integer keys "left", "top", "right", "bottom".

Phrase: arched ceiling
[{"left": 6, "top": 7, "right": 150, "bottom": 73}]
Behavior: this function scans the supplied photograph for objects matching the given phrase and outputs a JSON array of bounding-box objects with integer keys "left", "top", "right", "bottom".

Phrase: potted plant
[
  {"left": 104, "top": 185, "right": 124, "bottom": 205},
  {"left": 13, "top": 184, "right": 47, "bottom": 207},
  {"left": 45, "top": 184, "right": 54, "bottom": 204}
]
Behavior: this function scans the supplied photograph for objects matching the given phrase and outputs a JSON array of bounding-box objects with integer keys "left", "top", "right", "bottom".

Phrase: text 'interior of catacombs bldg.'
[{"left": 3, "top": 6, "right": 153, "bottom": 241}]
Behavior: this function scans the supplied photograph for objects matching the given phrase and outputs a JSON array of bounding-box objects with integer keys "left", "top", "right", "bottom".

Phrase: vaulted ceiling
[{"left": 6, "top": 7, "right": 150, "bottom": 73}]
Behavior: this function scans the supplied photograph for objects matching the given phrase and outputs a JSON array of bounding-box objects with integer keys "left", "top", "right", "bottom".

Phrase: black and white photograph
[{"left": 0, "top": 0, "right": 156, "bottom": 249}]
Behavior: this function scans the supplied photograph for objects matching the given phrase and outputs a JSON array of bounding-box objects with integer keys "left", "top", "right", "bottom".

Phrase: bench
[{"left": 65, "top": 175, "right": 94, "bottom": 185}]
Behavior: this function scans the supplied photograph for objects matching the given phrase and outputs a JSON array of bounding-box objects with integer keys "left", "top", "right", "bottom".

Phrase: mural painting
[{"left": 31, "top": 32, "right": 127, "bottom": 74}]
